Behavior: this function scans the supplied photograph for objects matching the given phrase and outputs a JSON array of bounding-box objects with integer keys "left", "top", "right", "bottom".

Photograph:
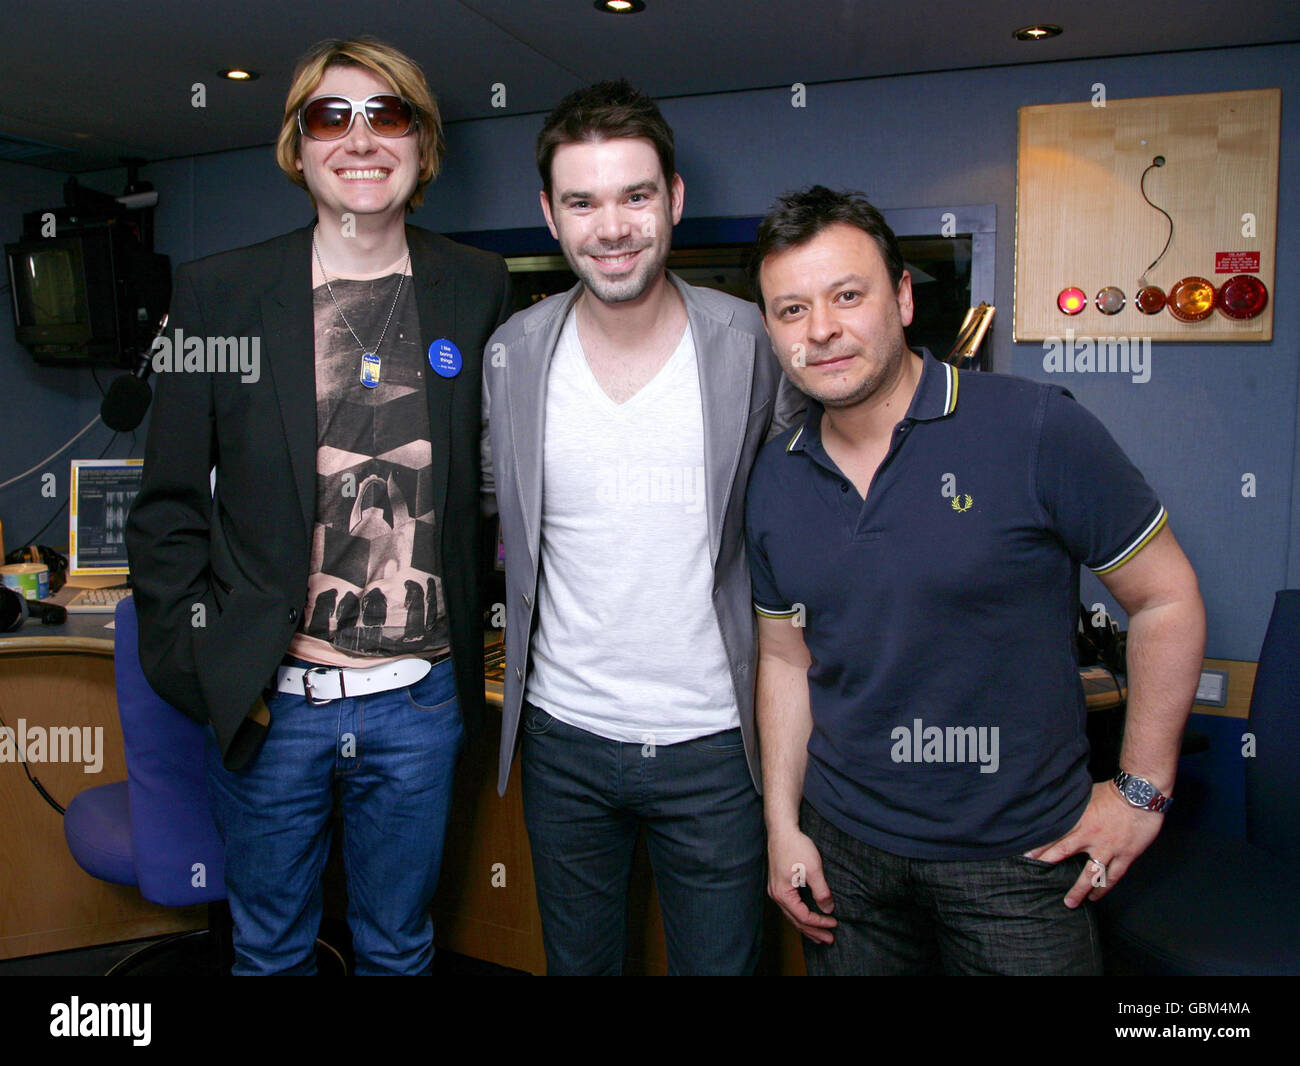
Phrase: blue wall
[
  {"left": 2, "top": 42, "right": 1295, "bottom": 671},
  {"left": 0, "top": 160, "right": 135, "bottom": 553}
]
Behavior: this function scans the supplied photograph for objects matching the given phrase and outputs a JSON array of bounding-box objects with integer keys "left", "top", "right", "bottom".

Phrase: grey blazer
[{"left": 481, "top": 273, "right": 801, "bottom": 795}]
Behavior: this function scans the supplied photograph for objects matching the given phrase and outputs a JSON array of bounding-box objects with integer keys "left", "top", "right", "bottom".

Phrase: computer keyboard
[{"left": 67, "top": 587, "right": 132, "bottom": 613}]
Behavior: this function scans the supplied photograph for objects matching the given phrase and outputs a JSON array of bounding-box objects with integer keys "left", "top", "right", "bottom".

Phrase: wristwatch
[{"left": 1113, "top": 769, "right": 1173, "bottom": 813}]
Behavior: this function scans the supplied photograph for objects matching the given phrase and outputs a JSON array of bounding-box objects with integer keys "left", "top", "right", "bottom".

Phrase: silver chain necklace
[{"left": 312, "top": 226, "right": 411, "bottom": 388}]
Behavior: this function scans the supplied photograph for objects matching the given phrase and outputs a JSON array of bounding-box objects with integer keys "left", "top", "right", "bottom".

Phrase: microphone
[{"left": 101, "top": 313, "right": 168, "bottom": 432}]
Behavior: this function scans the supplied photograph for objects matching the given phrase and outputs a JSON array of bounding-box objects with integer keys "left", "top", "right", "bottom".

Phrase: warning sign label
[{"left": 1215, "top": 252, "right": 1261, "bottom": 273}]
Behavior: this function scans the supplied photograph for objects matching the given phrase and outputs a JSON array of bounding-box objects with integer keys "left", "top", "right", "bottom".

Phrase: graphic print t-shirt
[{"left": 286, "top": 270, "right": 449, "bottom": 665}]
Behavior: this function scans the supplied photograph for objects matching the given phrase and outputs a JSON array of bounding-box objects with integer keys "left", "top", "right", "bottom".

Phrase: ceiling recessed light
[
  {"left": 219, "top": 69, "right": 259, "bottom": 81},
  {"left": 595, "top": 0, "right": 645, "bottom": 12},
  {"left": 1013, "top": 25, "right": 1063, "bottom": 41}
]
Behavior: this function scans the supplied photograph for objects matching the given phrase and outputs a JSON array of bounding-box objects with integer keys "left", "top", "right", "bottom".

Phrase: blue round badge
[{"left": 428, "top": 338, "right": 462, "bottom": 378}]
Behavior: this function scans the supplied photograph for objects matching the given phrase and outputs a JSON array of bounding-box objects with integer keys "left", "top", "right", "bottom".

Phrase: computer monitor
[{"left": 68, "top": 458, "right": 143, "bottom": 578}]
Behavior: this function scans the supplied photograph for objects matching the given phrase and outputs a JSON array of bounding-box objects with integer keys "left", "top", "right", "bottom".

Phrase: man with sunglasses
[{"left": 127, "top": 37, "right": 511, "bottom": 975}]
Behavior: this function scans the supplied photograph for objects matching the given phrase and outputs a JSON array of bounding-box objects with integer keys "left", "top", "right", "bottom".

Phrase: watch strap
[{"left": 1113, "top": 769, "right": 1173, "bottom": 813}]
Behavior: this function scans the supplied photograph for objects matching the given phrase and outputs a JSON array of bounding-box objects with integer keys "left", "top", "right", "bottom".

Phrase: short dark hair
[
  {"left": 749, "top": 186, "right": 905, "bottom": 312},
  {"left": 536, "top": 79, "right": 676, "bottom": 201}
]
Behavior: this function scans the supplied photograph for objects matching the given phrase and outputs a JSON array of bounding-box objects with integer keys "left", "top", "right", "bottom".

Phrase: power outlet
[{"left": 1194, "top": 669, "right": 1228, "bottom": 707}]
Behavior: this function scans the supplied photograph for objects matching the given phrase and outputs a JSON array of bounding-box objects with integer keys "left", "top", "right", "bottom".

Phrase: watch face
[{"left": 1125, "top": 779, "right": 1156, "bottom": 806}]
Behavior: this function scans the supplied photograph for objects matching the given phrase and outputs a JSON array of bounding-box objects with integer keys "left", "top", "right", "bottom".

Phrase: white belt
[{"left": 274, "top": 658, "right": 432, "bottom": 705}]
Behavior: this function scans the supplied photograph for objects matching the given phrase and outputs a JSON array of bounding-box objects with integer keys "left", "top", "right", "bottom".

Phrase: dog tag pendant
[{"left": 360, "top": 351, "right": 381, "bottom": 388}]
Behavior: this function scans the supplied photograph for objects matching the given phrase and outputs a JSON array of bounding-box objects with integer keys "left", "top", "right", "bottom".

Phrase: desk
[
  {"left": 1080, "top": 664, "right": 1127, "bottom": 711},
  {"left": 0, "top": 614, "right": 206, "bottom": 959},
  {"left": 429, "top": 652, "right": 548, "bottom": 973}
]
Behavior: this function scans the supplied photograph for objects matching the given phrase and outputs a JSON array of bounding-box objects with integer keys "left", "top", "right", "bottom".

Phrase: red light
[
  {"left": 1057, "top": 287, "right": 1086, "bottom": 315},
  {"left": 1216, "top": 274, "right": 1268, "bottom": 320}
]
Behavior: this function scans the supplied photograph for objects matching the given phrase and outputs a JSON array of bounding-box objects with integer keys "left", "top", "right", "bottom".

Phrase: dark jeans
[
  {"left": 800, "top": 799, "right": 1102, "bottom": 976},
  {"left": 520, "top": 702, "right": 765, "bottom": 975}
]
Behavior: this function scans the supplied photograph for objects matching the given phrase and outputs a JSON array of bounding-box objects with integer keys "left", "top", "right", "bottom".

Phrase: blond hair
[{"left": 275, "top": 37, "right": 444, "bottom": 211}]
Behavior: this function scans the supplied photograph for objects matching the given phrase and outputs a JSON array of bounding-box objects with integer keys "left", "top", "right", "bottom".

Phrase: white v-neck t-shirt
[{"left": 525, "top": 309, "right": 739, "bottom": 743}]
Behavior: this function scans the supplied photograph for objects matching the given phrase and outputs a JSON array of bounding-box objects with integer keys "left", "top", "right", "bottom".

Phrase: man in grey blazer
[{"left": 481, "top": 80, "right": 796, "bottom": 974}]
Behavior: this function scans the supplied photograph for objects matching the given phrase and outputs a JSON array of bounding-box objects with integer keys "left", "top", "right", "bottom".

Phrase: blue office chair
[
  {"left": 1098, "top": 590, "right": 1300, "bottom": 975},
  {"left": 63, "top": 596, "right": 344, "bottom": 975}
]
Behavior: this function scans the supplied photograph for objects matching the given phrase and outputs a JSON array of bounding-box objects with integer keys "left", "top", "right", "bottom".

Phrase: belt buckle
[{"left": 302, "top": 666, "right": 344, "bottom": 705}]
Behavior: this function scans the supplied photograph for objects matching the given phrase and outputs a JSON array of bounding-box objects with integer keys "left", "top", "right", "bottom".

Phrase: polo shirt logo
[{"left": 940, "top": 472, "right": 973, "bottom": 512}]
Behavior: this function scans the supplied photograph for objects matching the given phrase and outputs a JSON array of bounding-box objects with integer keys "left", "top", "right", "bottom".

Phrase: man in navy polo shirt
[{"left": 746, "top": 186, "right": 1205, "bottom": 975}]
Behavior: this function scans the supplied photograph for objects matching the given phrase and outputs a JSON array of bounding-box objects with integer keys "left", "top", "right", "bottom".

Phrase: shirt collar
[{"left": 785, "top": 348, "right": 958, "bottom": 455}]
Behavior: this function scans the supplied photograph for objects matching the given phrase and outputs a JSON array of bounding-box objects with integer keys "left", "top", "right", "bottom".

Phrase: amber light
[
  {"left": 1216, "top": 275, "right": 1268, "bottom": 320},
  {"left": 1167, "top": 277, "right": 1215, "bottom": 322},
  {"left": 1136, "top": 286, "right": 1166, "bottom": 315},
  {"left": 1057, "top": 287, "right": 1087, "bottom": 315}
]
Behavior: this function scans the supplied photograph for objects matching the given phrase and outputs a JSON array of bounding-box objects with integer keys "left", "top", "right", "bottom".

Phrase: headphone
[{"left": 0, "top": 585, "right": 67, "bottom": 631}]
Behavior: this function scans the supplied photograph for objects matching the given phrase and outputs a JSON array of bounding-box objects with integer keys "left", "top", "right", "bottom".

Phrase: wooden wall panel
[{"left": 1016, "top": 89, "right": 1279, "bottom": 342}]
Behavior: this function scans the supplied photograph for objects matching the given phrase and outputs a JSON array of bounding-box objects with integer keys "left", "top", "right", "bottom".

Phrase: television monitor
[{"left": 6, "top": 222, "right": 170, "bottom": 367}]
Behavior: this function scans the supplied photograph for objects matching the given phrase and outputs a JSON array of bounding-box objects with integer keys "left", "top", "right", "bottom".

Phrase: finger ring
[{"left": 1087, "top": 856, "right": 1108, "bottom": 888}]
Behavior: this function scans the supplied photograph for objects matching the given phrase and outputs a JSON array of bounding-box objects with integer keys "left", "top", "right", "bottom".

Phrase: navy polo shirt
[{"left": 746, "top": 352, "right": 1166, "bottom": 860}]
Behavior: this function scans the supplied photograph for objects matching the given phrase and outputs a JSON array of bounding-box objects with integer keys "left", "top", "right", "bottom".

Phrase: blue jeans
[
  {"left": 800, "top": 799, "right": 1102, "bottom": 975},
  {"left": 520, "top": 702, "right": 765, "bottom": 975},
  {"left": 204, "top": 658, "right": 462, "bottom": 976}
]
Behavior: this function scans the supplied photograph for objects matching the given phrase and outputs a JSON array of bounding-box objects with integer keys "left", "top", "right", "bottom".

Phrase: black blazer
[{"left": 126, "top": 223, "right": 512, "bottom": 769}]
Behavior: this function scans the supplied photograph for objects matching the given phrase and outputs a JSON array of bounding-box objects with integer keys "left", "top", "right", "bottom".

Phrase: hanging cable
[
  {"left": 0, "top": 711, "right": 67, "bottom": 815},
  {"left": 1138, "top": 156, "right": 1173, "bottom": 285},
  {"left": 0, "top": 415, "right": 104, "bottom": 491},
  {"left": 8, "top": 432, "right": 119, "bottom": 548}
]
